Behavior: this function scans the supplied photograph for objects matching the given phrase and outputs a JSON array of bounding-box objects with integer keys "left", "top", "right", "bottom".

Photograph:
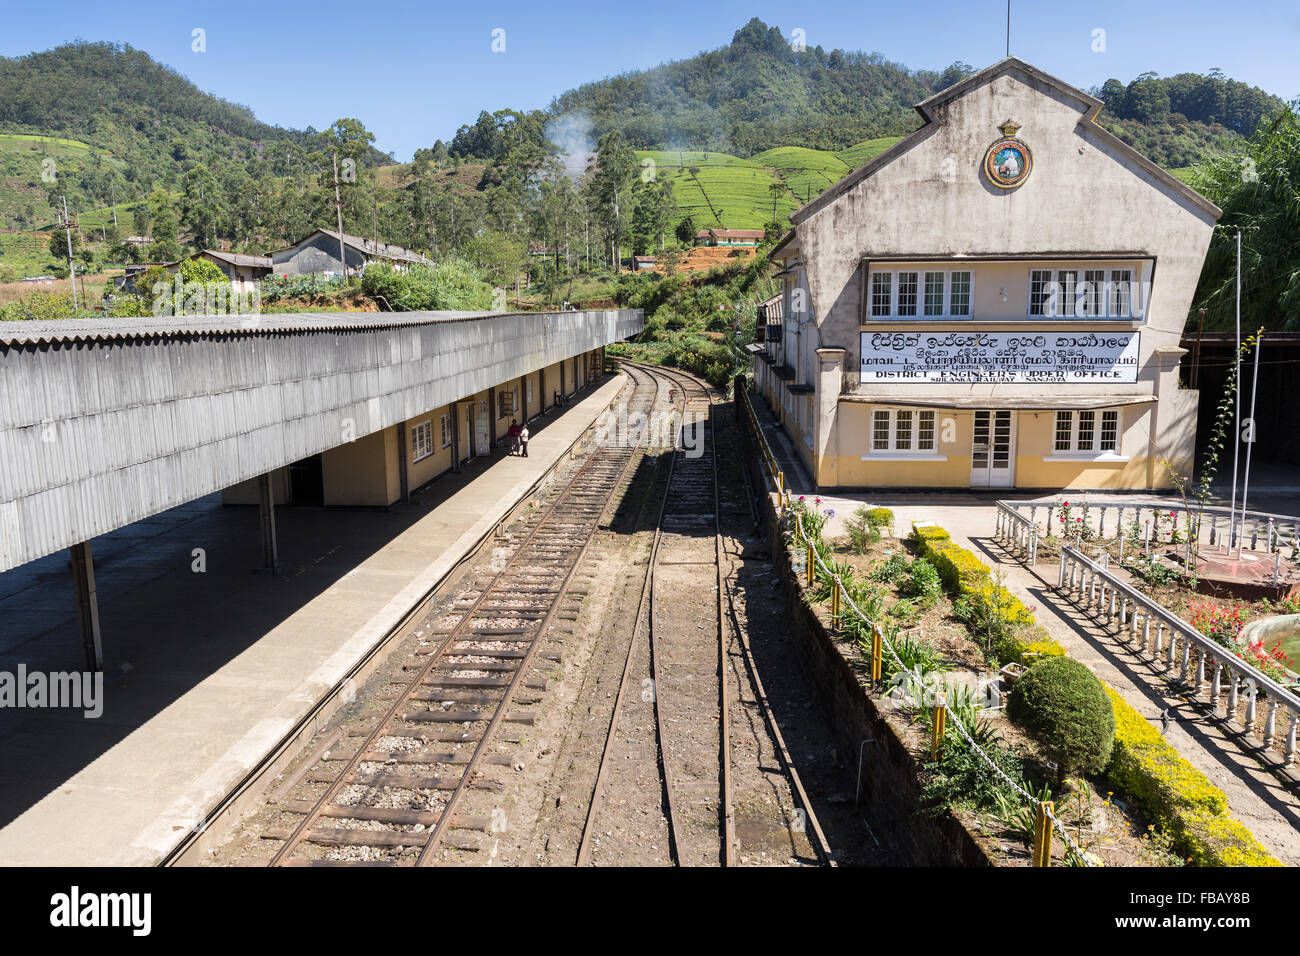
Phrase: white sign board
[{"left": 859, "top": 331, "right": 1140, "bottom": 384}]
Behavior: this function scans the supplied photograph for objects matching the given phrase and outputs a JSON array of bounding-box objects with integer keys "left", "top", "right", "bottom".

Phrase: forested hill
[
  {"left": 542, "top": 18, "right": 1288, "bottom": 168},
  {"left": 548, "top": 18, "right": 963, "bottom": 155},
  {"left": 0, "top": 42, "right": 388, "bottom": 185}
]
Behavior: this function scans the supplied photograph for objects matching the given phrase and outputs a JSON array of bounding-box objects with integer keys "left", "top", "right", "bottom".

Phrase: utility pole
[
  {"left": 332, "top": 151, "right": 347, "bottom": 278},
  {"left": 61, "top": 195, "right": 78, "bottom": 311}
]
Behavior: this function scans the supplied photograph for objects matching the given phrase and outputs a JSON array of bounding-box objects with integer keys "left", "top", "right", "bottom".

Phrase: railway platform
[{"left": 0, "top": 374, "right": 626, "bottom": 865}]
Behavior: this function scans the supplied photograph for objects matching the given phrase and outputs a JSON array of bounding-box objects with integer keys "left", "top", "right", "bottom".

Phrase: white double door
[{"left": 970, "top": 410, "right": 1016, "bottom": 488}]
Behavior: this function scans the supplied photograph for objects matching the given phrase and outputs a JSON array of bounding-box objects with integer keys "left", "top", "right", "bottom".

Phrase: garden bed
[{"left": 784, "top": 499, "right": 1175, "bottom": 867}]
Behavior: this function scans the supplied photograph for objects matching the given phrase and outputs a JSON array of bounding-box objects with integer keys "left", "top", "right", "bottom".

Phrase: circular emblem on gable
[{"left": 984, "top": 121, "right": 1033, "bottom": 189}]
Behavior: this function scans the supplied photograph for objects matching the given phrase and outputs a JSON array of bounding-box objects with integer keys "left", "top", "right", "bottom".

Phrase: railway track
[
  {"left": 575, "top": 362, "right": 831, "bottom": 866},
  {"left": 260, "top": 366, "right": 661, "bottom": 866},
  {"left": 244, "top": 360, "right": 830, "bottom": 867}
]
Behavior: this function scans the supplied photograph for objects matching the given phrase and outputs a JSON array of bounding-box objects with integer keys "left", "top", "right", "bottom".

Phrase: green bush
[
  {"left": 865, "top": 507, "right": 894, "bottom": 530},
  {"left": 1008, "top": 657, "right": 1115, "bottom": 783},
  {"left": 845, "top": 506, "right": 880, "bottom": 553},
  {"left": 872, "top": 553, "right": 910, "bottom": 583},
  {"left": 901, "top": 558, "right": 943, "bottom": 607},
  {"left": 360, "top": 260, "right": 493, "bottom": 311}
]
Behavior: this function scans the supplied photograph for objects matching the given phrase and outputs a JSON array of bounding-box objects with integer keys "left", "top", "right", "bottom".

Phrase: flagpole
[
  {"left": 1239, "top": 333, "right": 1260, "bottom": 557},
  {"left": 1227, "top": 229, "right": 1241, "bottom": 550}
]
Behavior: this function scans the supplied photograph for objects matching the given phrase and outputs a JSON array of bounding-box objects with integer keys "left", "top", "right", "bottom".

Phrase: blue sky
[{"left": 4, "top": 0, "right": 1298, "bottom": 161}]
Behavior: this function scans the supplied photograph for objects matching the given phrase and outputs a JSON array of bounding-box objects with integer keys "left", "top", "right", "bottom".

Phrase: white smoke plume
[{"left": 546, "top": 112, "right": 596, "bottom": 181}]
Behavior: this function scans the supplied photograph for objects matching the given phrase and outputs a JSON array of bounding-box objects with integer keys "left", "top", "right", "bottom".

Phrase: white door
[{"left": 970, "top": 410, "right": 1016, "bottom": 488}]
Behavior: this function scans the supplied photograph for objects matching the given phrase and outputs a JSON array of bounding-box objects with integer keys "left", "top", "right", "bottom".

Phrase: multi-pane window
[
  {"left": 527, "top": 377, "right": 535, "bottom": 405},
  {"left": 1054, "top": 270, "right": 1078, "bottom": 317},
  {"left": 870, "top": 409, "right": 936, "bottom": 453},
  {"left": 872, "top": 410, "right": 891, "bottom": 450},
  {"left": 1077, "top": 410, "right": 1095, "bottom": 448},
  {"left": 1054, "top": 411, "right": 1072, "bottom": 451},
  {"left": 949, "top": 271, "right": 971, "bottom": 315},
  {"left": 1030, "top": 266, "right": 1138, "bottom": 317},
  {"left": 896, "top": 272, "right": 918, "bottom": 316},
  {"left": 924, "top": 272, "right": 945, "bottom": 316},
  {"left": 1030, "top": 270, "right": 1053, "bottom": 316},
  {"left": 412, "top": 420, "right": 434, "bottom": 462},
  {"left": 1110, "top": 269, "right": 1133, "bottom": 317},
  {"left": 1100, "top": 410, "right": 1119, "bottom": 451},
  {"left": 440, "top": 414, "right": 452, "bottom": 448},
  {"left": 918, "top": 411, "right": 936, "bottom": 449},
  {"left": 871, "top": 272, "right": 893, "bottom": 316},
  {"left": 1054, "top": 410, "right": 1121, "bottom": 453},
  {"left": 1082, "top": 269, "right": 1106, "bottom": 317},
  {"left": 869, "top": 270, "right": 972, "bottom": 318},
  {"left": 896, "top": 410, "right": 913, "bottom": 449}
]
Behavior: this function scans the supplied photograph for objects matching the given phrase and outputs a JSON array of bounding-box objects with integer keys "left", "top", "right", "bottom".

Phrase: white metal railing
[
  {"left": 997, "top": 498, "right": 1300, "bottom": 557},
  {"left": 1052, "top": 543, "right": 1300, "bottom": 765}
]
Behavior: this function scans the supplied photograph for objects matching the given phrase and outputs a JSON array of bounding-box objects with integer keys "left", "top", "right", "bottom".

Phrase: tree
[
  {"left": 463, "top": 230, "right": 527, "bottom": 292},
  {"left": 590, "top": 131, "right": 637, "bottom": 270},
  {"left": 181, "top": 163, "right": 223, "bottom": 249},
  {"left": 179, "top": 257, "right": 226, "bottom": 284},
  {"left": 48, "top": 227, "right": 79, "bottom": 262},
  {"left": 675, "top": 215, "right": 698, "bottom": 246},
  {"left": 146, "top": 189, "right": 182, "bottom": 261},
  {"left": 132, "top": 202, "right": 151, "bottom": 238},
  {"left": 1191, "top": 104, "right": 1300, "bottom": 331},
  {"left": 768, "top": 181, "right": 787, "bottom": 225}
]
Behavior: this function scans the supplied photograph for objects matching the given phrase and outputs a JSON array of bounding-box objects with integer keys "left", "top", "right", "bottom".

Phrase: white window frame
[
  {"left": 867, "top": 269, "right": 975, "bottom": 320},
  {"left": 440, "top": 413, "right": 452, "bottom": 449},
  {"left": 411, "top": 420, "right": 434, "bottom": 463},
  {"left": 1028, "top": 265, "right": 1140, "bottom": 319},
  {"left": 1045, "top": 409, "right": 1127, "bottom": 461},
  {"left": 863, "top": 407, "right": 945, "bottom": 460}
]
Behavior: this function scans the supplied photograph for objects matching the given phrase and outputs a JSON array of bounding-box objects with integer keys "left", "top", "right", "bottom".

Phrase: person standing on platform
[
  {"left": 507, "top": 419, "right": 521, "bottom": 455},
  {"left": 519, "top": 423, "right": 529, "bottom": 458}
]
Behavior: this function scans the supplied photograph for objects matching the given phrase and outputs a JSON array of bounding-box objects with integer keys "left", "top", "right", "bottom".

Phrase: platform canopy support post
[
  {"left": 70, "top": 541, "right": 104, "bottom": 672},
  {"left": 258, "top": 472, "right": 280, "bottom": 575}
]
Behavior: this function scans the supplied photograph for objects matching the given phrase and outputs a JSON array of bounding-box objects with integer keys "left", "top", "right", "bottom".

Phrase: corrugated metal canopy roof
[{"left": 0, "top": 309, "right": 534, "bottom": 346}]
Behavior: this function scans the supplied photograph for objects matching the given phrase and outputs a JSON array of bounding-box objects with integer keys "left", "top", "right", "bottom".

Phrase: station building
[{"left": 751, "top": 58, "right": 1220, "bottom": 491}]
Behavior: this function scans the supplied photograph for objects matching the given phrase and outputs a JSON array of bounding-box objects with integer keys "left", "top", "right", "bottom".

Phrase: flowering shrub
[
  {"left": 1052, "top": 499, "right": 1074, "bottom": 537},
  {"left": 1188, "top": 602, "right": 1244, "bottom": 649},
  {"left": 1188, "top": 602, "right": 1293, "bottom": 681},
  {"left": 1238, "top": 638, "right": 1293, "bottom": 683}
]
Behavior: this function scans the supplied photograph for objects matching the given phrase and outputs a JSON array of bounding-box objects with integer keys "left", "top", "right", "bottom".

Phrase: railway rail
[
  {"left": 575, "top": 362, "right": 832, "bottom": 866},
  {"left": 247, "top": 360, "right": 829, "bottom": 867},
  {"left": 260, "top": 366, "right": 661, "bottom": 866}
]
